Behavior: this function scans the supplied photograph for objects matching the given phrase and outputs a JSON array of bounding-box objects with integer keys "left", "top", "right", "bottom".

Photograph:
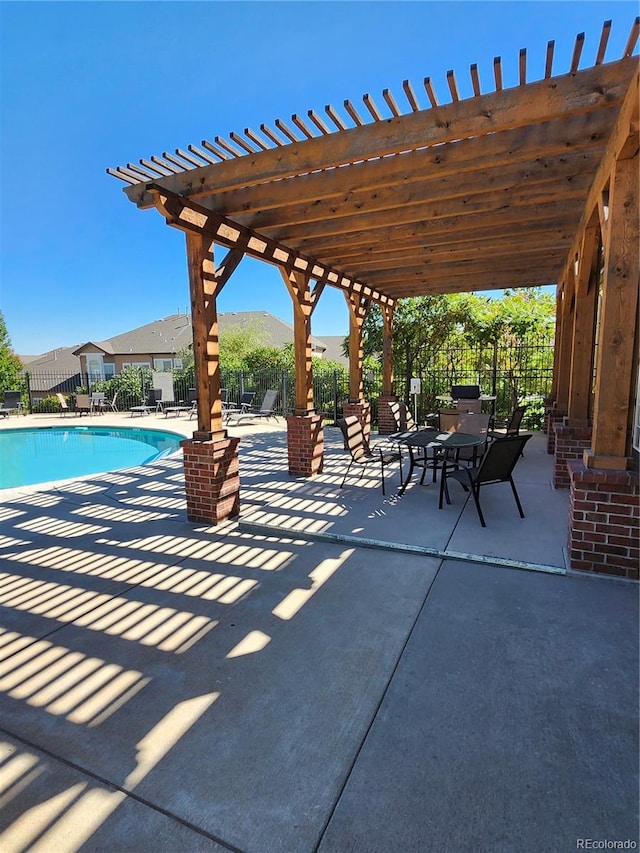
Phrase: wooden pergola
[{"left": 109, "top": 19, "right": 639, "bottom": 576}]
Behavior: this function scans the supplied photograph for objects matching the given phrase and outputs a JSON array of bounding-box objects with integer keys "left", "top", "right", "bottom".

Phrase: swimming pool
[{"left": 0, "top": 426, "right": 184, "bottom": 489}]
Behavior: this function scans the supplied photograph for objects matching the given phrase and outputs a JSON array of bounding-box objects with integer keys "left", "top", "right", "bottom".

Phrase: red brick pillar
[
  {"left": 343, "top": 401, "right": 371, "bottom": 443},
  {"left": 545, "top": 406, "right": 567, "bottom": 454},
  {"left": 553, "top": 424, "right": 593, "bottom": 489},
  {"left": 286, "top": 413, "right": 324, "bottom": 476},
  {"left": 180, "top": 435, "right": 241, "bottom": 524},
  {"left": 377, "top": 395, "right": 398, "bottom": 435},
  {"left": 567, "top": 461, "right": 639, "bottom": 579}
]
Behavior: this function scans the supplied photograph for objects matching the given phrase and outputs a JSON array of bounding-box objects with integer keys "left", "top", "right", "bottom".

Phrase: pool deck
[{"left": 0, "top": 411, "right": 637, "bottom": 852}]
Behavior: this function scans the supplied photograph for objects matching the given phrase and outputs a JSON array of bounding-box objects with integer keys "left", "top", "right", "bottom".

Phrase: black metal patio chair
[
  {"left": 488, "top": 404, "right": 528, "bottom": 440},
  {"left": 337, "top": 416, "right": 403, "bottom": 495},
  {"left": 438, "top": 433, "right": 532, "bottom": 527}
]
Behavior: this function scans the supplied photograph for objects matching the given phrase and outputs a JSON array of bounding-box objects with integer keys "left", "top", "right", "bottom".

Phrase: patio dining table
[{"left": 396, "top": 428, "right": 485, "bottom": 494}]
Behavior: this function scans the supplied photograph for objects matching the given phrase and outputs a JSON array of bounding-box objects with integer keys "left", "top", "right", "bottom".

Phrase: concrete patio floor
[{"left": 0, "top": 412, "right": 637, "bottom": 852}]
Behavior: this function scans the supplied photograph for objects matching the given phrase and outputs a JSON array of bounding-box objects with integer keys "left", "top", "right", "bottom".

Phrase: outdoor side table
[{"left": 398, "top": 429, "right": 484, "bottom": 493}]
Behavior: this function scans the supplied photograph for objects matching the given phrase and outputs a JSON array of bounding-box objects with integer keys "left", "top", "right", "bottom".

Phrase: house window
[
  {"left": 122, "top": 362, "right": 151, "bottom": 370},
  {"left": 104, "top": 363, "right": 116, "bottom": 379},
  {"left": 153, "top": 358, "right": 174, "bottom": 372}
]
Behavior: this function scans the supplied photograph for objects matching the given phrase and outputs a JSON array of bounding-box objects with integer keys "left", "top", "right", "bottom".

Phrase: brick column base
[
  {"left": 545, "top": 406, "right": 567, "bottom": 454},
  {"left": 377, "top": 395, "right": 399, "bottom": 435},
  {"left": 553, "top": 424, "right": 593, "bottom": 489},
  {"left": 342, "top": 401, "right": 371, "bottom": 444},
  {"left": 286, "top": 413, "right": 324, "bottom": 476},
  {"left": 180, "top": 434, "right": 240, "bottom": 524},
  {"left": 567, "top": 461, "right": 639, "bottom": 579}
]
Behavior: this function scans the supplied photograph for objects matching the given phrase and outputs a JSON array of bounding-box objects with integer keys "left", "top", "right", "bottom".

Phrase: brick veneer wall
[
  {"left": 286, "top": 413, "right": 324, "bottom": 476},
  {"left": 180, "top": 435, "right": 240, "bottom": 524},
  {"left": 553, "top": 424, "right": 593, "bottom": 489},
  {"left": 567, "top": 460, "right": 639, "bottom": 579},
  {"left": 377, "top": 395, "right": 398, "bottom": 435},
  {"left": 545, "top": 405, "right": 567, "bottom": 454}
]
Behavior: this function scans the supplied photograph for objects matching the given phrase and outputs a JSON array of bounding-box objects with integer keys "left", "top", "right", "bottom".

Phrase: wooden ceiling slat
[
  {"left": 363, "top": 93, "right": 383, "bottom": 121},
  {"left": 446, "top": 70, "right": 460, "bottom": 102},
  {"left": 175, "top": 148, "right": 208, "bottom": 168},
  {"left": 308, "top": 110, "right": 331, "bottom": 134},
  {"left": 519, "top": 49, "right": 527, "bottom": 85},
  {"left": 126, "top": 162, "right": 160, "bottom": 180},
  {"left": 545, "top": 40, "right": 555, "bottom": 78},
  {"left": 343, "top": 99, "right": 364, "bottom": 126},
  {"left": 107, "top": 167, "right": 136, "bottom": 184},
  {"left": 470, "top": 64, "right": 481, "bottom": 96},
  {"left": 325, "top": 105, "right": 347, "bottom": 130},
  {"left": 493, "top": 56, "right": 503, "bottom": 91},
  {"left": 162, "top": 151, "right": 192, "bottom": 170},
  {"left": 200, "top": 140, "right": 230, "bottom": 161},
  {"left": 229, "top": 132, "right": 258, "bottom": 154},
  {"left": 140, "top": 158, "right": 173, "bottom": 176},
  {"left": 260, "top": 124, "right": 287, "bottom": 146},
  {"left": 596, "top": 20, "right": 612, "bottom": 64},
  {"left": 623, "top": 16, "right": 639, "bottom": 57},
  {"left": 402, "top": 79, "right": 420, "bottom": 112},
  {"left": 187, "top": 144, "right": 218, "bottom": 165},
  {"left": 214, "top": 136, "right": 244, "bottom": 157},
  {"left": 275, "top": 119, "right": 300, "bottom": 142},
  {"left": 570, "top": 33, "right": 585, "bottom": 73},
  {"left": 243, "top": 129, "right": 270, "bottom": 151},
  {"left": 383, "top": 88, "right": 402, "bottom": 117},
  {"left": 150, "top": 154, "right": 182, "bottom": 173},
  {"left": 423, "top": 77, "right": 439, "bottom": 107},
  {"left": 292, "top": 114, "right": 315, "bottom": 139}
]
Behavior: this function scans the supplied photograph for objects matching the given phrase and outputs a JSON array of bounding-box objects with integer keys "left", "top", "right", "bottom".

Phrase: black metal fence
[{"left": 17, "top": 337, "right": 553, "bottom": 429}]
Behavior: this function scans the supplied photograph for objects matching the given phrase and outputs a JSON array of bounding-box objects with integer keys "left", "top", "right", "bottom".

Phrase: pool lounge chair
[
  {"left": 226, "top": 390, "right": 278, "bottom": 425},
  {"left": 0, "top": 391, "right": 22, "bottom": 417}
]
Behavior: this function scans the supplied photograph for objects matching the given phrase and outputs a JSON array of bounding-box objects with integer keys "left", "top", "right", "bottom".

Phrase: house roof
[{"left": 218, "top": 311, "right": 327, "bottom": 352}]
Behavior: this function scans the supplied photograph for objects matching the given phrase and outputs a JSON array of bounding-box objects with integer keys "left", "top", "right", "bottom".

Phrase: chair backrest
[
  {"left": 2, "top": 391, "right": 21, "bottom": 409},
  {"left": 56, "top": 393, "right": 68, "bottom": 410},
  {"left": 475, "top": 434, "right": 532, "bottom": 484},
  {"left": 239, "top": 391, "right": 255, "bottom": 406},
  {"left": 438, "top": 411, "right": 459, "bottom": 432},
  {"left": 259, "top": 389, "right": 278, "bottom": 412},
  {"left": 75, "top": 394, "right": 90, "bottom": 409},
  {"left": 451, "top": 384, "right": 481, "bottom": 399},
  {"left": 389, "top": 400, "right": 416, "bottom": 431},
  {"left": 505, "top": 404, "right": 527, "bottom": 435},
  {"left": 221, "top": 389, "right": 229, "bottom": 404},
  {"left": 91, "top": 392, "right": 105, "bottom": 404},
  {"left": 110, "top": 391, "right": 118, "bottom": 406},
  {"left": 188, "top": 388, "right": 197, "bottom": 404},
  {"left": 148, "top": 388, "right": 162, "bottom": 404},
  {"left": 337, "top": 416, "right": 370, "bottom": 461},
  {"left": 457, "top": 412, "right": 491, "bottom": 439}
]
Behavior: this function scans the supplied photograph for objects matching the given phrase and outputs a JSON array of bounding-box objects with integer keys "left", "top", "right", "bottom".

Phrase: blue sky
[{"left": 1, "top": 1, "right": 636, "bottom": 354}]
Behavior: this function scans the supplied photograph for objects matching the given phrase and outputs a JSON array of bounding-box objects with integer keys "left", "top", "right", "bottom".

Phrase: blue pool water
[{"left": 0, "top": 426, "right": 183, "bottom": 489}]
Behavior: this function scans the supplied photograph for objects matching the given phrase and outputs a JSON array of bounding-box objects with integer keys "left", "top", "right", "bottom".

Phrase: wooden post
[
  {"left": 585, "top": 152, "right": 639, "bottom": 469},
  {"left": 280, "top": 268, "right": 315, "bottom": 414},
  {"left": 567, "top": 214, "right": 600, "bottom": 426},
  {"left": 344, "top": 291, "right": 371, "bottom": 402},
  {"left": 555, "top": 269, "right": 575, "bottom": 412},
  {"left": 381, "top": 304, "right": 394, "bottom": 396}
]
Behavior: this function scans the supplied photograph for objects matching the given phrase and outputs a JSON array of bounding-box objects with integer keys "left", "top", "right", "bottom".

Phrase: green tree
[
  {"left": 0, "top": 312, "right": 24, "bottom": 394},
  {"left": 219, "top": 320, "right": 268, "bottom": 371}
]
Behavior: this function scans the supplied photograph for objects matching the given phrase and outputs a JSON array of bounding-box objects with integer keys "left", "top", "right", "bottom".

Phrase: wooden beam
[
  {"left": 123, "top": 60, "right": 636, "bottom": 208},
  {"left": 150, "top": 187, "right": 394, "bottom": 308}
]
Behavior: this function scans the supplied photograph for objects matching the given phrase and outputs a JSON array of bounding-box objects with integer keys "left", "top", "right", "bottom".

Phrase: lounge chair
[
  {"left": 226, "top": 390, "right": 278, "bottom": 425},
  {"left": 337, "top": 416, "right": 403, "bottom": 495},
  {"left": 56, "top": 393, "right": 69, "bottom": 416},
  {"left": 131, "top": 389, "right": 163, "bottom": 416},
  {"left": 90, "top": 392, "right": 106, "bottom": 414},
  {"left": 223, "top": 391, "right": 256, "bottom": 422},
  {"left": 0, "top": 390, "right": 22, "bottom": 417},
  {"left": 439, "top": 433, "right": 532, "bottom": 526}
]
